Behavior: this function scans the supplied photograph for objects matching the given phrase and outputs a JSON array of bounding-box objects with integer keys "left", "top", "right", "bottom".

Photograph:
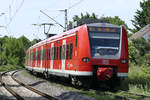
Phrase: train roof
[
  {"left": 28, "top": 23, "right": 121, "bottom": 50},
  {"left": 87, "top": 23, "right": 120, "bottom": 28},
  {"left": 29, "top": 24, "right": 83, "bottom": 49}
]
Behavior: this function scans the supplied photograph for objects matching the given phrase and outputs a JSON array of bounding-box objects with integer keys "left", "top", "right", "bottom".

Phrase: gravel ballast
[{"left": 14, "top": 70, "right": 97, "bottom": 100}]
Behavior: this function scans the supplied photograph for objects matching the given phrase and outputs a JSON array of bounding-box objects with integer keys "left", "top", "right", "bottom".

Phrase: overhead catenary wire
[
  {"left": 68, "top": 0, "right": 84, "bottom": 10},
  {"left": 4, "top": 0, "right": 24, "bottom": 36},
  {"left": 59, "top": 0, "right": 85, "bottom": 31},
  {"left": 6, "top": 0, "right": 24, "bottom": 27},
  {"left": 39, "top": 0, "right": 84, "bottom": 32},
  {"left": 40, "top": 10, "right": 65, "bottom": 29}
]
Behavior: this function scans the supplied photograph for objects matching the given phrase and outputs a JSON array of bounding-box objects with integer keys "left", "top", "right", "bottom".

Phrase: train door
[
  {"left": 40, "top": 46, "right": 43, "bottom": 69},
  {"left": 62, "top": 40, "right": 66, "bottom": 72},
  {"left": 50, "top": 43, "right": 54, "bottom": 69}
]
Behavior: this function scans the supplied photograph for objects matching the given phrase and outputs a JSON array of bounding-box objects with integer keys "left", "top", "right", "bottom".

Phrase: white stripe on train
[{"left": 26, "top": 66, "right": 128, "bottom": 77}]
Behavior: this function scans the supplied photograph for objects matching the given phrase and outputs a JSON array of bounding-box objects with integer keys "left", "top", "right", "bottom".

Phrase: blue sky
[{"left": 0, "top": 0, "right": 142, "bottom": 40}]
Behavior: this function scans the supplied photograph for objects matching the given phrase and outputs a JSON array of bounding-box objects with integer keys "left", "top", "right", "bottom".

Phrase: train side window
[
  {"left": 30, "top": 51, "right": 32, "bottom": 61},
  {"left": 36, "top": 49, "right": 38, "bottom": 61},
  {"left": 57, "top": 47, "right": 59, "bottom": 60},
  {"left": 30, "top": 52, "right": 31, "bottom": 61},
  {"left": 35, "top": 50, "right": 36, "bottom": 61},
  {"left": 43, "top": 49, "right": 44, "bottom": 60},
  {"left": 44, "top": 49, "right": 47, "bottom": 60},
  {"left": 54, "top": 47, "right": 56, "bottom": 60},
  {"left": 70, "top": 43, "right": 73, "bottom": 59},
  {"left": 66, "top": 44, "right": 69, "bottom": 59},
  {"left": 59, "top": 46, "right": 62, "bottom": 60},
  {"left": 45, "top": 49, "right": 47, "bottom": 60},
  {"left": 43, "top": 49, "right": 46, "bottom": 60},
  {"left": 42, "top": 49, "right": 44, "bottom": 60},
  {"left": 75, "top": 34, "right": 78, "bottom": 47},
  {"left": 49, "top": 48, "right": 51, "bottom": 60},
  {"left": 33, "top": 51, "right": 35, "bottom": 61},
  {"left": 38, "top": 50, "right": 39, "bottom": 60},
  {"left": 31, "top": 52, "right": 33, "bottom": 61},
  {"left": 47, "top": 48, "right": 49, "bottom": 60},
  {"left": 62, "top": 45, "right": 66, "bottom": 59},
  {"left": 41, "top": 48, "right": 43, "bottom": 61},
  {"left": 37, "top": 50, "right": 39, "bottom": 60},
  {"left": 51, "top": 47, "right": 53, "bottom": 60}
]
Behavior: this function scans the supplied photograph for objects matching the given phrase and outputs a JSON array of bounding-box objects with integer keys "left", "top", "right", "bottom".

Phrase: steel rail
[
  {"left": 11, "top": 70, "right": 58, "bottom": 100},
  {"left": 0, "top": 70, "right": 24, "bottom": 100},
  {"left": 119, "top": 90, "right": 150, "bottom": 99}
]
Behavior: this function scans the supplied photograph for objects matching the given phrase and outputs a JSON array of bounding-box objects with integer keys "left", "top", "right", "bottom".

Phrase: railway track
[
  {"left": 118, "top": 90, "right": 150, "bottom": 100},
  {"left": 0, "top": 70, "right": 24, "bottom": 100},
  {"left": 0, "top": 70, "right": 58, "bottom": 100},
  {"left": 2, "top": 69, "right": 150, "bottom": 100},
  {"left": 90, "top": 88, "right": 150, "bottom": 100}
]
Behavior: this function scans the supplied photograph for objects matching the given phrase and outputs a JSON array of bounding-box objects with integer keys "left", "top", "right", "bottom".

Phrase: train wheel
[
  {"left": 70, "top": 76, "right": 91, "bottom": 89},
  {"left": 71, "top": 76, "right": 77, "bottom": 86},
  {"left": 43, "top": 72, "right": 49, "bottom": 79}
]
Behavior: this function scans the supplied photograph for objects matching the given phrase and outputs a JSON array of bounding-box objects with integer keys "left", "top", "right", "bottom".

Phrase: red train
[{"left": 25, "top": 23, "right": 129, "bottom": 87}]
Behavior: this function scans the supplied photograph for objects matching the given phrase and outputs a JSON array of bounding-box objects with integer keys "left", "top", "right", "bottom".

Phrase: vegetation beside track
[{"left": 0, "top": 65, "right": 23, "bottom": 72}]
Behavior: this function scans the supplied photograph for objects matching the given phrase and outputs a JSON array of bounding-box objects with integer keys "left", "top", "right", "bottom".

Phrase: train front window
[{"left": 88, "top": 27, "right": 121, "bottom": 59}]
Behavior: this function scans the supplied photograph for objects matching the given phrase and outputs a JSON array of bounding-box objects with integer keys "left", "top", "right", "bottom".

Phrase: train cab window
[
  {"left": 59, "top": 46, "right": 62, "bottom": 60},
  {"left": 66, "top": 44, "right": 69, "bottom": 59},
  {"left": 70, "top": 43, "right": 73, "bottom": 59},
  {"left": 88, "top": 27, "right": 121, "bottom": 59}
]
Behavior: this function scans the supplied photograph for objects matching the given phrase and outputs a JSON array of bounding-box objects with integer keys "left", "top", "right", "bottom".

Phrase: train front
[{"left": 87, "top": 23, "right": 129, "bottom": 81}]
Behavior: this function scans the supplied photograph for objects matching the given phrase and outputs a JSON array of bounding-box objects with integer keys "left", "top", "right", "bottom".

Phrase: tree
[
  {"left": 70, "top": 13, "right": 128, "bottom": 31},
  {"left": 71, "top": 12, "right": 98, "bottom": 23},
  {"left": 103, "top": 16, "right": 128, "bottom": 30},
  {"left": 131, "top": 0, "right": 150, "bottom": 32},
  {"left": 18, "top": 36, "right": 31, "bottom": 51},
  {"left": 130, "top": 37, "right": 150, "bottom": 65},
  {"left": 0, "top": 36, "right": 33, "bottom": 66},
  {"left": 31, "top": 39, "right": 39, "bottom": 46}
]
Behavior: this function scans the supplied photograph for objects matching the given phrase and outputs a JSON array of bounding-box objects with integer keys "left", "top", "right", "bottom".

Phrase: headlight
[
  {"left": 121, "top": 59, "right": 127, "bottom": 64},
  {"left": 82, "top": 57, "right": 90, "bottom": 63}
]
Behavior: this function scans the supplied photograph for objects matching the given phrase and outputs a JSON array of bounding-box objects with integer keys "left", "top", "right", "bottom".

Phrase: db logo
[{"left": 102, "top": 60, "right": 109, "bottom": 65}]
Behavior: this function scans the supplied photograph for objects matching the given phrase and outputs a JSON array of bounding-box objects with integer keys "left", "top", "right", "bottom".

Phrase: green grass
[
  {"left": 75, "top": 64, "right": 150, "bottom": 99},
  {"left": 10, "top": 63, "right": 150, "bottom": 100},
  {"left": 0, "top": 64, "right": 23, "bottom": 72},
  {"left": 128, "top": 63, "right": 150, "bottom": 95}
]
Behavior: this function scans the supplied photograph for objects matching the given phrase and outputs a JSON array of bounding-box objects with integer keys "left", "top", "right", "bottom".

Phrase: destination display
[{"left": 88, "top": 27, "right": 120, "bottom": 33}]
